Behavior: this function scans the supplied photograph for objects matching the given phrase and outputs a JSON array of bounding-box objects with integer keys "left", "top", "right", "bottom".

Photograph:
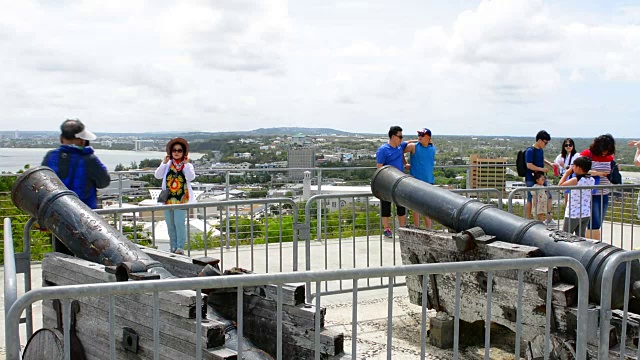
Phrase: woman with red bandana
[{"left": 155, "top": 138, "right": 196, "bottom": 254}]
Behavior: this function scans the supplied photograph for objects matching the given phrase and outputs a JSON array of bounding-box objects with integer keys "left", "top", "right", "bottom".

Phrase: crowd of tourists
[{"left": 375, "top": 125, "right": 640, "bottom": 241}]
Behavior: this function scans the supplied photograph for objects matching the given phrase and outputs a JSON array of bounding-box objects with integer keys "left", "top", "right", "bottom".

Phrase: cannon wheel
[{"left": 22, "top": 328, "right": 85, "bottom": 360}]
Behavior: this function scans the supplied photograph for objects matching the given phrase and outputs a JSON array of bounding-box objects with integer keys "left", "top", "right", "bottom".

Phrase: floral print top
[{"left": 165, "top": 161, "right": 190, "bottom": 204}]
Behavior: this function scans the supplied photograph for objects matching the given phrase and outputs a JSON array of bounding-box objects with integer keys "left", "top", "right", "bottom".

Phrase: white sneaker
[{"left": 545, "top": 219, "right": 558, "bottom": 226}]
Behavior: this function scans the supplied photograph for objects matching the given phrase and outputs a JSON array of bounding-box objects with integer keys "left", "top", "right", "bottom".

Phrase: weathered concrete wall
[{"left": 397, "top": 227, "right": 581, "bottom": 342}]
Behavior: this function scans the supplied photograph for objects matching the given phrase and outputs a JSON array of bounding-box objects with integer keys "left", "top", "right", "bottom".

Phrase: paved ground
[{"left": 2, "top": 221, "right": 640, "bottom": 359}]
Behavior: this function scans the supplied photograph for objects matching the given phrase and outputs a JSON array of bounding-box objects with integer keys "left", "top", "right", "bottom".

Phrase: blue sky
[{"left": 0, "top": 0, "right": 638, "bottom": 138}]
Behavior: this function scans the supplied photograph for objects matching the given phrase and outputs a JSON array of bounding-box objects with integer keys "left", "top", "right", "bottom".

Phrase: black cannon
[
  {"left": 12, "top": 167, "right": 272, "bottom": 360},
  {"left": 371, "top": 165, "right": 640, "bottom": 308},
  {"left": 12, "top": 166, "right": 176, "bottom": 280}
]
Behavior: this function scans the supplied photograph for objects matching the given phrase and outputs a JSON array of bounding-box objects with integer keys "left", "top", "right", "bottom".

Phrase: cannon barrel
[
  {"left": 372, "top": 165, "right": 640, "bottom": 308},
  {"left": 11, "top": 166, "right": 176, "bottom": 279}
]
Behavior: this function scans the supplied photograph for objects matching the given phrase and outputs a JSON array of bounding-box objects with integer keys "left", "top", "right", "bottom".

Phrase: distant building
[
  {"left": 233, "top": 152, "right": 252, "bottom": 159},
  {"left": 469, "top": 154, "right": 507, "bottom": 193},
  {"left": 290, "top": 134, "right": 307, "bottom": 146},
  {"left": 255, "top": 161, "right": 287, "bottom": 169},
  {"left": 287, "top": 146, "right": 315, "bottom": 181},
  {"left": 134, "top": 139, "right": 155, "bottom": 151}
]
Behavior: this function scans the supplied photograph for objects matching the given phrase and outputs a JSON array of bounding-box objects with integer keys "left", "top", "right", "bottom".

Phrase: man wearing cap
[
  {"left": 376, "top": 125, "right": 409, "bottom": 238},
  {"left": 405, "top": 128, "right": 436, "bottom": 229},
  {"left": 42, "top": 119, "right": 111, "bottom": 209}
]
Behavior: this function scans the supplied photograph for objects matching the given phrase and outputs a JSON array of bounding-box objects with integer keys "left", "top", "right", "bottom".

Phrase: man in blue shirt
[
  {"left": 376, "top": 126, "right": 408, "bottom": 237},
  {"left": 42, "top": 119, "right": 111, "bottom": 254},
  {"left": 406, "top": 128, "right": 436, "bottom": 229},
  {"left": 524, "top": 130, "right": 557, "bottom": 222},
  {"left": 42, "top": 119, "right": 111, "bottom": 209}
]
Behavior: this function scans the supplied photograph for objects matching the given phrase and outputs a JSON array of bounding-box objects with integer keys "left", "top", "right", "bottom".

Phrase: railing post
[
  {"left": 22, "top": 217, "right": 36, "bottom": 339},
  {"left": 466, "top": 166, "right": 471, "bottom": 189},
  {"left": 225, "top": 171, "right": 230, "bottom": 249},
  {"left": 316, "top": 169, "right": 322, "bottom": 242},
  {"left": 292, "top": 203, "right": 299, "bottom": 272},
  {"left": 117, "top": 173, "right": 123, "bottom": 231},
  {"left": 4, "top": 218, "right": 20, "bottom": 360}
]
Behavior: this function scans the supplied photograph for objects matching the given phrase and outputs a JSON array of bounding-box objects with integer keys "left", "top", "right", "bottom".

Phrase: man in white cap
[{"left": 42, "top": 119, "right": 111, "bottom": 209}]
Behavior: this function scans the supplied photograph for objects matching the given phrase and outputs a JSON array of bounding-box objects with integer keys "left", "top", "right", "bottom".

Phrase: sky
[{"left": 0, "top": 0, "right": 638, "bottom": 137}]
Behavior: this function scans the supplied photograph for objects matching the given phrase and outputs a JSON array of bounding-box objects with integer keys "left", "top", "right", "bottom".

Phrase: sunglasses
[
  {"left": 395, "top": 135, "right": 403, "bottom": 139},
  {"left": 564, "top": 144, "right": 573, "bottom": 148},
  {"left": 172, "top": 148, "right": 184, "bottom": 153}
]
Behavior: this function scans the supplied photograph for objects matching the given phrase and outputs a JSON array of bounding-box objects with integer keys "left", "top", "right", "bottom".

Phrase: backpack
[
  {"left": 516, "top": 147, "right": 531, "bottom": 177},
  {"left": 608, "top": 160, "right": 622, "bottom": 184}
]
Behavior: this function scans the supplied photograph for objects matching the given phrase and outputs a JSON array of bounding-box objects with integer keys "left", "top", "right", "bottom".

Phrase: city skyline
[{"left": 1, "top": 1, "right": 639, "bottom": 138}]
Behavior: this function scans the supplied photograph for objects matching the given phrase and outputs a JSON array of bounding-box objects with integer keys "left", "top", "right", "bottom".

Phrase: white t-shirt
[
  {"left": 565, "top": 176, "right": 595, "bottom": 219},
  {"left": 554, "top": 153, "right": 577, "bottom": 175}
]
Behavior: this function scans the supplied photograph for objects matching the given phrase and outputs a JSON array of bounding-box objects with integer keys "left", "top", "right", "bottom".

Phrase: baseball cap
[
  {"left": 61, "top": 119, "right": 97, "bottom": 141},
  {"left": 417, "top": 128, "right": 431, "bottom": 137}
]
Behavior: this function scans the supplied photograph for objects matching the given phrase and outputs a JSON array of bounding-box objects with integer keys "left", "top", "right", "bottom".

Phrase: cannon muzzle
[{"left": 372, "top": 165, "right": 640, "bottom": 307}]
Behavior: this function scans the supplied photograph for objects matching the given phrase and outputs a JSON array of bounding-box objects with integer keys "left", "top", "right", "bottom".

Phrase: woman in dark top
[{"left": 154, "top": 138, "right": 196, "bottom": 254}]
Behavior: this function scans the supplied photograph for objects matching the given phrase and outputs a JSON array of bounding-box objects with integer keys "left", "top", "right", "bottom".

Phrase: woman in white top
[
  {"left": 554, "top": 138, "right": 577, "bottom": 175},
  {"left": 630, "top": 140, "right": 640, "bottom": 167},
  {"left": 154, "top": 138, "right": 196, "bottom": 254},
  {"left": 555, "top": 138, "right": 578, "bottom": 205}
]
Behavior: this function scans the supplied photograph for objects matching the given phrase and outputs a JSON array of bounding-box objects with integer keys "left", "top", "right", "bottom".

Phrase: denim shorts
[
  {"left": 526, "top": 180, "right": 553, "bottom": 202},
  {"left": 588, "top": 194, "right": 609, "bottom": 230}
]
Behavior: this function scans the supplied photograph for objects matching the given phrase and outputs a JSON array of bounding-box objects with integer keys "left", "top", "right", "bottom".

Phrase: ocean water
[{"left": 0, "top": 148, "right": 204, "bottom": 173}]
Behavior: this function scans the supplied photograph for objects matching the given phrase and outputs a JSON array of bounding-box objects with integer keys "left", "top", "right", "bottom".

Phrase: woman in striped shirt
[{"left": 579, "top": 134, "right": 616, "bottom": 240}]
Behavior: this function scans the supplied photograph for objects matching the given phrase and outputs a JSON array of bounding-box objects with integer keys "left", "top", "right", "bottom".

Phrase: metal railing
[
  {"left": 5, "top": 254, "right": 590, "bottom": 360},
  {"left": 507, "top": 184, "right": 640, "bottom": 247},
  {"left": 96, "top": 163, "right": 510, "bottom": 209},
  {"left": 3, "top": 217, "right": 36, "bottom": 342},
  {"left": 96, "top": 198, "right": 300, "bottom": 273},
  {"left": 299, "top": 189, "right": 503, "bottom": 300},
  {"left": 597, "top": 249, "right": 640, "bottom": 359}
]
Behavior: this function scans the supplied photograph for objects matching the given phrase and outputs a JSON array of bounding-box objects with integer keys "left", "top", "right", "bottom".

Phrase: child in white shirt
[{"left": 559, "top": 157, "right": 594, "bottom": 237}]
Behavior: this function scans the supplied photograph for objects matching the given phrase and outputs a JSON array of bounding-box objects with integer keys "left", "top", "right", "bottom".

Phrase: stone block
[{"left": 429, "top": 312, "right": 454, "bottom": 349}]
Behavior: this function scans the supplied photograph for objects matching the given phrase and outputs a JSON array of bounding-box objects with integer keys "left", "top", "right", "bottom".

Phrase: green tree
[{"left": 138, "top": 158, "right": 162, "bottom": 169}]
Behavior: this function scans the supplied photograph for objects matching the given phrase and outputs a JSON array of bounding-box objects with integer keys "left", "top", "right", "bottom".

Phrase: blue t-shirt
[
  {"left": 42, "top": 145, "right": 111, "bottom": 209},
  {"left": 524, "top": 146, "right": 545, "bottom": 182},
  {"left": 410, "top": 143, "right": 436, "bottom": 184},
  {"left": 376, "top": 142, "right": 408, "bottom": 171}
]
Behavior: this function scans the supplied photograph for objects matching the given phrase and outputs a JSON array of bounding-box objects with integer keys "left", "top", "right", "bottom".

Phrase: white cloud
[
  {"left": 563, "top": 23, "right": 640, "bottom": 81},
  {"left": 0, "top": 0, "right": 639, "bottom": 137},
  {"left": 0, "top": 0, "right": 289, "bottom": 131},
  {"left": 410, "top": 0, "right": 640, "bottom": 107}
]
